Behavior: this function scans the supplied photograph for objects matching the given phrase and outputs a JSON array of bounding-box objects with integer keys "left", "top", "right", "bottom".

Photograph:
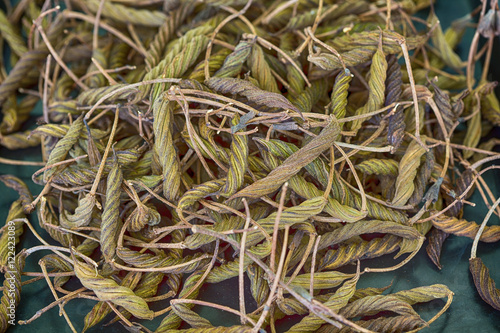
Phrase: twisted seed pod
[
  {"left": 77, "top": 84, "right": 137, "bottom": 105},
  {"left": 392, "top": 284, "right": 452, "bottom": 304},
  {"left": 145, "top": 3, "right": 194, "bottom": 68},
  {"left": 329, "top": 70, "right": 352, "bottom": 120},
  {"left": 60, "top": 194, "right": 96, "bottom": 228},
  {"left": 42, "top": 253, "right": 74, "bottom": 287},
  {"left": 206, "top": 241, "right": 271, "bottom": 283},
  {"left": 189, "top": 48, "right": 232, "bottom": 82},
  {"left": 318, "top": 220, "right": 421, "bottom": 250},
  {"left": 85, "top": 0, "right": 167, "bottom": 26},
  {"left": 430, "top": 80, "right": 456, "bottom": 133},
  {"left": 319, "top": 315, "right": 425, "bottom": 333},
  {"left": 230, "top": 116, "right": 340, "bottom": 199},
  {"left": 318, "top": 235, "right": 401, "bottom": 271},
  {"left": 431, "top": 213, "right": 500, "bottom": 242},
  {"left": 283, "top": 6, "right": 320, "bottom": 31},
  {"left": 407, "top": 150, "right": 435, "bottom": 206},
  {"left": 428, "top": 12, "right": 463, "bottom": 69},
  {"left": 247, "top": 264, "right": 269, "bottom": 307},
  {"left": 481, "top": 90, "right": 500, "bottom": 126},
  {"left": 178, "top": 178, "right": 226, "bottom": 211},
  {"left": 206, "top": 77, "right": 302, "bottom": 115},
  {"left": 37, "top": 197, "right": 74, "bottom": 247},
  {"left": 0, "top": 95, "right": 38, "bottom": 134},
  {"left": 392, "top": 138, "right": 427, "bottom": 207},
  {"left": 74, "top": 259, "right": 154, "bottom": 319},
  {"left": 32, "top": 123, "right": 107, "bottom": 140},
  {"left": 44, "top": 116, "right": 84, "bottom": 182},
  {"left": 171, "top": 302, "right": 212, "bottom": 328},
  {"left": 83, "top": 300, "right": 112, "bottom": 333},
  {"left": 166, "top": 223, "right": 186, "bottom": 294},
  {"left": 426, "top": 228, "right": 449, "bottom": 270},
  {"left": 153, "top": 97, "right": 181, "bottom": 201},
  {"left": 126, "top": 203, "right": 161, "bottom": 232},
  {"left": 0, "top": 131, "right": 41, "bottom": 150},
  {"left": 220, "top": 115, "right": 248, "bottom": 197},
  {"left": 288, "top": 79, "right": 328, "bottom": 115},
  {"left": 351, "top": 39, "right": 387, "bottom": 132},
  {"left": 0, "top": 16, "right": 64, "bottom": 105},
  {"left": 159, "top": 326, "right": 253, "bottom": 333},
  {"left": 355, "top": 158, "right": 399, "bottom": 176},
  {"left": 288, "top": 175, "right": 365, "bottom": 222},
  {"left": 340, "top": 295, "right": 419, "bottom": 318},
  {"left": 257, "top": 138, "right": 407, "bottom": 223},
  {"left": 0, "top": 175, "right": 33, "bottom": 213},
  {"left": 249, "top": 44, "right": 279, "bottom": 93},
  {"left": 143, "top": 31, "right": 211, "bottom": 101},
  {"left": 254, "top": 138, "right": 329, "bottom": 187},
  {"left": 116, "top": 247, "right": 204, "bottom": 274},
  {"left": 51, "top": 148, "right": 142, "bottom": 186},
  {"left": 82, "top": 272, "right": 141, "bottom": 332},
  {"left": 214, "top": 40, "right": 253, "bottom": 78},
  {"left": 256, "top": 196, "right": 327, "bottom": 230},
  {"left": 283, "top": 271, "right": 355, "bottom": 290},
  {"left": 0, "top": 252, "right": 25, "bottom": 332},
  {"left": 385, "top": 54, "right": 405, "bottom": 151},
  {"left": 108, "top": 42, "right": 130, "bottom": 78},
  {"left": 329, "top": 30, "right": 424, "bottom": 53},
  {"left": 243, "top": 196, "right": 326, "bottom": 247},
  {"left": 470, "top": 257, "right": 500, "bottom": 311},
  {"left": 447, "top": 169, "right": 475, "bottom": 217},
  {"left": 184, "top": 215, "right": 242, "bottom": 250},
  {"left": 100, "top": 156, "right": 122, "bottom": 262},
  {"left": 156, "top": 270, "right": 205, "bottom": 332},
  {"left": 0, "top": 200, "right": 24, "bottom": 270},
  {"left": 288, "top": 270, "right": 360, "bottom": 333},
  {"left": 105, "top": 271, "right": 166, "bottom": 326},
  {"left": 0, "top": 9, "right": 28, "bottom": 57},
  {"left": 181, "top": 128, "right": 230, "bottom": 166},
  {"left": 462, "top": 103, "right": 482, "bottom": 159},
  {"left": 85, "top": 48, "right": 109, "bottom": 88},
  {"left": 48, "top": 100, "right": 79, "bottom": 120}
]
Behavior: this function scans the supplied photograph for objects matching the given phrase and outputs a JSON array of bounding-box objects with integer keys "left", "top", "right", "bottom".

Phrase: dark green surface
[{"left": 1, "top": 0, "right": 500, "bottom": 332}]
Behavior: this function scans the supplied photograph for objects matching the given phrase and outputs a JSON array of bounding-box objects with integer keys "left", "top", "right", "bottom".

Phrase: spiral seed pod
[
  {"left": 153, "top": 97, "right": 181, "bottom": 201},
  {"left": 74, "top": 259, "right": 154, "bottom": 320}
]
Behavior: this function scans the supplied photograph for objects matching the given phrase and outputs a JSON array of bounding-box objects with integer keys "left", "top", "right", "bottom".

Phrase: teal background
[{"left": 1, "top": 0, "right": 499, "bottom": 332}]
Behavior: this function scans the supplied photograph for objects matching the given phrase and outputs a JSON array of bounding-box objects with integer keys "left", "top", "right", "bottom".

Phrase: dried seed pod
[
  {"left": 74, "top": 259, "right": 154, "bottom": 320},
  {"left": 470, "top": 257, "right": 500, "bottom": 311}
]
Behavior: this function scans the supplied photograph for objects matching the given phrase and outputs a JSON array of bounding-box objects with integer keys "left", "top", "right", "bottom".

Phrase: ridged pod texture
[
  {"left": 351, "top": 40, "right": 388, "bottom": 132},
  {"left": 230, "top": 115, "right": 340, "bottom": 199},
  {"left": 74, "top": 259, "right": 154, "bottom": 320},
  {"left": 153, "top": 97, "right": 181, "bottom": 201},
  {"left": 392, "top": 139, "right": 427, "bottom": 207},
  {"left": 220, "top": 115, "right": 248, "bottom": 197},
  {"left": 100, "top": 157, "right": 122, "bottom": 262}
]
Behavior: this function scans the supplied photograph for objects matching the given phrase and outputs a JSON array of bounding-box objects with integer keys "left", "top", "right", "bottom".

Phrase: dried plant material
[
  {"left": 207, "top": 77, "right": 303, "bottom": 117},
  {"left": 392, "top": 138, "right": 428, "bottom": 207},
  {"left": 350, "top": 37, "right": 388, "bottom": 132},
  {"left": 469, "top": 257, "right": 500, "bottom": 311},
  {"left": 74, "top": 259, "right": 154, "bottom": 320},
  {"left": 230, "top": 115, "right": 340, "bottom": 199},
  {"left": 426, "top": 228, "right": 449, "bottom": 269},
  {"left": 153, "top": 97, "right": 181, "bottom": 201},
  {"left": 431, "top": 214, "right": 500, "bottom": 242},
  {"left": 0, "top": 175, "right": 33, "bottom": 213},
  {"left": 0, "top": 1, "right": 499, "bottom": 332},
  {"left": 100, "top": 156, "right": 123, "bottom": 262}
]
